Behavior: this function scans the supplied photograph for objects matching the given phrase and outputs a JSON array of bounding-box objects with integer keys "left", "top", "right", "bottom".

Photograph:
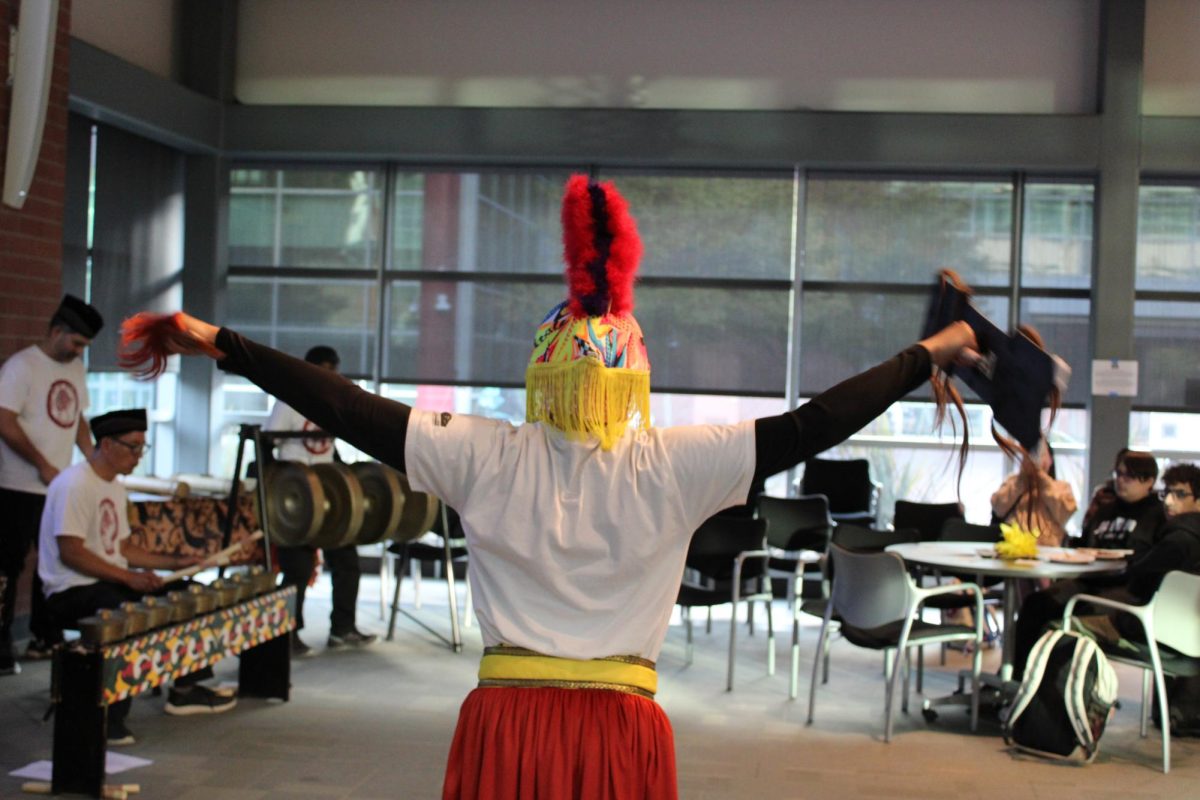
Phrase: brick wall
[
  {"left": 0, "top": 0, "right": 73, "bottom": 360},
  {"left": 0, "top": 0, "right": 73, "bottom": 635}
]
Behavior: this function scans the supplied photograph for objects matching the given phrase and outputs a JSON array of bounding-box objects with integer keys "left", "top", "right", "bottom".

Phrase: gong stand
[{"left": 219, "top": 424, "right": 334, "bottom": 577}]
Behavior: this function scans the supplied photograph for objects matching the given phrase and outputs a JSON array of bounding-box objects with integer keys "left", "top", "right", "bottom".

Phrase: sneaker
[
  {"left": 0, "top": 658, "right": 19, "bottom": 677},
  {"left": 107, "top": 720, "right": 136, "bottom": 746},
  {"left": 327, "top": 630, "right": 377, "bottom": 650},
  {"left": 24, "top": 639, "right": 56, "bottom": 660},
  {"left": 291, "top": 633, "right": 314, "bottom": 658},
  {"left": 165, "top": 684, "right": 237, "bottom": 716},
  {"left": 210, "top": 683, "right": 238, "bottom": 699}
]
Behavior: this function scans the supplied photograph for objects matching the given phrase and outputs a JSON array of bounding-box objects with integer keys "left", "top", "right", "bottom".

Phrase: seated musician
[
  {"left": 38, "top": 408, "right": 236, "bottom": 746},
  {"left": 1012, "top": 462, "right": 1200, "bottom": 680}
]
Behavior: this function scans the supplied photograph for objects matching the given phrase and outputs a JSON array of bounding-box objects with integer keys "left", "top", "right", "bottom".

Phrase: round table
[{"left": 886, "top": 541, "right": 1126, "bottom": 683}]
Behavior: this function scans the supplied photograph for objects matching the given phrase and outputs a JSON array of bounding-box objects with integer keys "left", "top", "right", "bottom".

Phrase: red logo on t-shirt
[
  {"left": 98, "top": 498, "right": 120, "bottom": 556},
  {"left": 302, "top": 419, "right": 332, "bottom": 456},
  {"left": 46, "top": 380, "right": 79, "bottom": 429}
]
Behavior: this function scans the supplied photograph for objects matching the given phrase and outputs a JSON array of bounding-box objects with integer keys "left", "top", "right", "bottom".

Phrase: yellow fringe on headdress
[{"left": 525, "top": 359, "right": 650, "bottom": 450}]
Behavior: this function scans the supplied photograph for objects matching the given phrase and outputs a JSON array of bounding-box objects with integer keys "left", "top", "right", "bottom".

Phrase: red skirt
[{"left": 442, "top": 687, "right": 677, "bottom": 800}]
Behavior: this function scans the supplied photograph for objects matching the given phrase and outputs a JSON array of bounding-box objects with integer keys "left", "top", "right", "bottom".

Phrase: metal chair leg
[
  {"left": 1141, "top": 669, "right": 1152, "bottom": 737},
  {"left": 411, "top": 558, "right": 422, "bottom": 609},
  {"left": 685, "top": 608, "right": 694, "bottom": 665},
  {"left": 790, "top": 616, "right": 801, "bottom": 699},
  {"left": 766, "top": 595, "right": 776, "bottom": 677},
  {"left": 442, "top": 509, "right": 462, "bottom": 653},
  {"left": 379, "top": 542, "right": 391, "bottom": 620},
  {"left": 884, "top": 646, "right": 905, "bottom": 742},
  {"left": 727, "top": 598, "right": 739, "bottom": 691},
  {"left": 807, "top": 619, "right": 831, "bottom": 724},
  {"left": 916, "top": 645, "right": 924, "bottom": 694},
  {"left": 386, "top": 548, "right": 407, "bottom": 641},
  {"left": 463, "top": 574, "right": 474, "bottom": 629}
]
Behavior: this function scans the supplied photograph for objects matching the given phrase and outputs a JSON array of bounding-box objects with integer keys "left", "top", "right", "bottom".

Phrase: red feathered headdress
[{"left": 561, "top": 175, "right": 642, "bottom": 318}]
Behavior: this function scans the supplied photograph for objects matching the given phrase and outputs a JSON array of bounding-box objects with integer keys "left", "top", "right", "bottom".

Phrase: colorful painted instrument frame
[{"left": 99, "top": 586, "right": 296, "bottom": 704}]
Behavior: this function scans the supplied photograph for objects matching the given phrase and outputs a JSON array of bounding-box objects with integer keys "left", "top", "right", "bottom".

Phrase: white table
[{"left": 886, "top": 541, "right": 1126, "bottom": 684}]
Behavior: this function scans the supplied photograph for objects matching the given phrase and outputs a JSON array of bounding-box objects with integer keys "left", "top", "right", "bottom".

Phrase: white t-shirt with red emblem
[
  {"left": 38, "top": 460, "right": 130, "bottom": 597},
  {"left": 0, "top": 344, "right": 89, "bottom": 495},
  {"left": 265, "top": 400, "right": 335, "bottom": 464}
]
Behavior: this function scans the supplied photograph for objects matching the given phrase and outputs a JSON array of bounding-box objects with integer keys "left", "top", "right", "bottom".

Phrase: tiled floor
[{"left": 2, "top": 573, "right": 1197, "bottom": 799}]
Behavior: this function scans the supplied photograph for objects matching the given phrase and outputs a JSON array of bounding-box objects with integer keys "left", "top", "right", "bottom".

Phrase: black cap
[
  {"left": 53, "top": 295, "right": 104, "bottom": 338},
  {"left": 91, "top": 408, "right": 147, "bottom": 441},
  {"left": 304, "top": 345, "right": 339, "bottom": 366}
]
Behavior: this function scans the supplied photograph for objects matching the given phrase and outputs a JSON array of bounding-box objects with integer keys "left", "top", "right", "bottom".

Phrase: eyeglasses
[
  {"left": 1159, "top": 488, "right": 1194, "bottom": 501},
  {"left": 112, "top": 438, "right": 151, "bottom": 456},
  {"left": 1113, "top": 469, "right": 1150, "bottom": 482}
]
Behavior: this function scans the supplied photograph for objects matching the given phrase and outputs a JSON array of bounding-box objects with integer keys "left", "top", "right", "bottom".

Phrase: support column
[
  {"left": 176, "top": 0, "right": 236, "bottom": 474},
  {"left": 1087, "top": 0, "right": 1144, "bottom": 492}
]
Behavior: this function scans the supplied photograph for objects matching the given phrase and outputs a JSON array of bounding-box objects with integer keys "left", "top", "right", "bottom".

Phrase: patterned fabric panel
[
  {"left": 101, "top": 586, "right": 295, "bottom": 704},
  {"left": 127, "top": 493, "right": 263, "bottom": 562}
]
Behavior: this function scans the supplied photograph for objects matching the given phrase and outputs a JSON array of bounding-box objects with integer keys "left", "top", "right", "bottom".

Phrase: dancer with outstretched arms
[{"left": 121, "top": 175, "right": 978, "bottom": 800}]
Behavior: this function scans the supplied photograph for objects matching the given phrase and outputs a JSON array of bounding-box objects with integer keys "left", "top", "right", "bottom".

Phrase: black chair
[
  {"left": 799, "top": 458, "right": 880, "bottom": 526},
  {"left": 756, "top": 494, "right": 833, "bottom": 604},
  {"left": 676, "top": 515, "right": 772, "bottom": 691},
  {"left": 940, "top": 518, "right": 1001, "bottom": 544},
  {"left": 386, "top": 502, "right": 470, "bottom": 652},
  {"left": 892, "top": 500, "right": 965, "bottom": 543}
]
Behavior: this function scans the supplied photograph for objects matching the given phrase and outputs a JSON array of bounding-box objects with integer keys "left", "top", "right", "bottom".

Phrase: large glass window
[
  {"left": 230, "top": 168, "right": 384, "bottom": 269},
  {"left": 226, "top": 276, "right": 379, "bottom": 377},
  {"left": 608, "top": 173, "right": 794, "bottom": 280},
  {"left": 802, "top": 175, "right": 1092, "bottom": 532},
  {"left": 221, "top": 166, "right": 1097, "bottom": 532},
  {"left": 1020, "top": 182, "right": 1094, "bottom": 406},
  {"left": 1022, "top": 183, "right": 1094, "bottom": 290},
  {"left": 805, "top": 178, "right": 1012, "bottom": 286},
  {"left": 1135, "top": 185, "right": 1200, "bottom": 411}
]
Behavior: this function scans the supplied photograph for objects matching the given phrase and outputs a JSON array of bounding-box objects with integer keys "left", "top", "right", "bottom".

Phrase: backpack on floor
[{"left": 1003, "top": 629, "right": 1119, "bottom": 762}]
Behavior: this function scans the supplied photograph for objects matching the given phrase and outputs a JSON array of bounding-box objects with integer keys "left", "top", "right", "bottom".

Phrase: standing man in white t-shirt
[
  {"left": 266, "top": 345, "right": 376, "bottom": 656},
  {"left": 0, "top": 295, "right": 102, "bottom": 675}
]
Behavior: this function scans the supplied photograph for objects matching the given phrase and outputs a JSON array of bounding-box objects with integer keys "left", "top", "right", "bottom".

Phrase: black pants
[
  {"left": 46, "top": 581, "right": 214, "bottom": 726},
  {"left": 277, "top": 544, "right": 361, "bottom": 636},
  {"left": 1012, "top": 579, "right": 1139, "bottom": 680},
  {"left": 0, "top": 487, "right": 60, "bottom": 653}
]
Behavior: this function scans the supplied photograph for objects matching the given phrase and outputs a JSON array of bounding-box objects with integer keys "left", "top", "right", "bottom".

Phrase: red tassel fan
[{"left": 118, "top": 312, "right": 223, "bottom": 380}]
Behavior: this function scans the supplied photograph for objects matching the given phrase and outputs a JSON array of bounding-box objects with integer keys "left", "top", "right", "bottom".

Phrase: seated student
[
  {"left": 990, "top": 437, "right": 1077, "bottom": 546},
  {"left": 38, "top": 408, "right": 236, "bottom": 746},
  {"left": 1012, "top": 462, "right": 1200, "bottom": 680},
  {"left": 1075, "top": 448, "right": 1164, "bottom": 550}
]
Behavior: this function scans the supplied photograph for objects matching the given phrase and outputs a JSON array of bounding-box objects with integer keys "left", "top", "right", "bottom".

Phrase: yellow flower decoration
[{"left": 995, "top": 522, "right": 1040, "bottom": 560}]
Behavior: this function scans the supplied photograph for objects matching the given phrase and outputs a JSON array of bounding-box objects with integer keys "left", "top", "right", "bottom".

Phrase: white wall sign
[{"left": 1091, "top": 359, "right": 1138, "bottom": 398}]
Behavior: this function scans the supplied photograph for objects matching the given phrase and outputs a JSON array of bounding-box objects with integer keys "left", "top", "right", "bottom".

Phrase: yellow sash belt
[{"left": 478, "top": 646, "right": 657, "bottom": 699}]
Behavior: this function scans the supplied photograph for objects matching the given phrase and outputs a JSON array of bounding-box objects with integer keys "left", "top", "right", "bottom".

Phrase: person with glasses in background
[
  {"left": 38, "top": 409, "right": 235, "bottom": 746},
  {"left": 0, "top": 295, "right": 103, "bottom": 674},
  {"left": 1075, "top": 448, "right": 1165, "bottom": 551},
  {"left": 1011, "top": 462, "right": 1200, "bottom": 680}
]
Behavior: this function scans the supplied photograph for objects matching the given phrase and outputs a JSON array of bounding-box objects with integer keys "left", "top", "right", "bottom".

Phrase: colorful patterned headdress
[{"left": 525, "top": 175, "right": 650, "bottom": 449}]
